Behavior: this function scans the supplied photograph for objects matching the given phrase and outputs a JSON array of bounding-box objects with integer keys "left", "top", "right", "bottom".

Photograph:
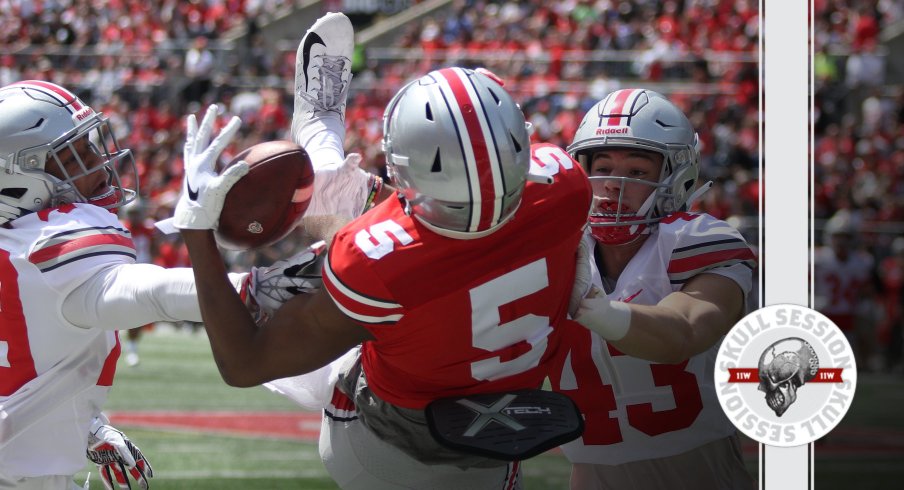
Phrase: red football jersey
[{"left": 323, "top": 143, "right": 591, "bottom": 409}]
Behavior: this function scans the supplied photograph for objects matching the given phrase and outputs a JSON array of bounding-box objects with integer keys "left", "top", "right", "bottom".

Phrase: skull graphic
[{"left": 757, "top": 338, "right": 819, "bottom": 417}]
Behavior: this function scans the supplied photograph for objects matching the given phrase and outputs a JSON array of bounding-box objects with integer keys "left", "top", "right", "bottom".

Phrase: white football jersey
[
  {"left": 552, "top": 212, "right": 755, "bottom": 465},
  {"left": 0, "top": 204, "right": 134, "bottom": 479}
]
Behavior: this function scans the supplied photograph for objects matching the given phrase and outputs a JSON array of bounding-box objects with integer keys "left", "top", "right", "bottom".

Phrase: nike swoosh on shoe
[{"left": 302, "top": 32, "right": 326, "bottom": 88}]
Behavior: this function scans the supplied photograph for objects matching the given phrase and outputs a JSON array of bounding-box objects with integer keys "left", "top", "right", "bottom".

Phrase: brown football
[{"left": 214, "top": 140, "right": 314, "bottom": 250}]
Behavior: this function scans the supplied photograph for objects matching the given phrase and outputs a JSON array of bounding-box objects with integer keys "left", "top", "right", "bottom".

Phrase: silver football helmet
[
  {"left": 381, "top": 67, "right": 531, "bottom": 238},
  {"left": 567, "top": 89, "right": 702, "bottom": 245},
  {"left": 0, "top": 80, "right": 137, "bottom": 224}
]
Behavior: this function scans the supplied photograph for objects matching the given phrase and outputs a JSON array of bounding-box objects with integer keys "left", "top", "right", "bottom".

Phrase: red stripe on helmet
[
  {"left": 9, "top": 80, "right": 83, "bottom": 111},
  {"left": 437, "top": 68, "right": 497, "bottom": 232},
  {"left": 605, "top": 89, "right": 636, "bottom": 126}
]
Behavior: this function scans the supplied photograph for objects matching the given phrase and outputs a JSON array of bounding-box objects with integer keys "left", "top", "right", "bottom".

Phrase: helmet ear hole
[
  {"left": 488, "top": 88, "right": 502, "bottom": 105},
  {"left": 664, "top": 164, "right": 699, "bottom": 213},
  {"left": 511, "top": 133, "right": 522, "bottom": 152},
  {"left": 430, "top": 149, "right": 442, "bottom": 173},
  {"left": 1, "top": 187, "right": 27, "bottom": 199}
]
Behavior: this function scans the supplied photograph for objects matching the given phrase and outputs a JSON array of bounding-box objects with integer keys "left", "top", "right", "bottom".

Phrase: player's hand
[
  {"left": 574, "top": 287, "right": 632, "bottom": 341},
  {"left": 173, "top": 104, "right": 247, "bottom": 230},
  {"left": 306, "top": 153, "right": 380, "bottom": 220},
  {"left": 86, "top": 415, "right": 154, "bottom": 490},
  {"left": 569, "top": 236, "right": 593, "bottom": 317},
  {"left": 242, "top": 241, "right": 326, "bottom": 323}
]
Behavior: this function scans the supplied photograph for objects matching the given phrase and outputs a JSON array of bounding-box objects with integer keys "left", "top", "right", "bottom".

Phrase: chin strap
[
  {"left": 526, "top": 171, "right": 553, "bottom": 185},
  {"left": 684, "top": 180, "right": 713, "bottom": 211}
]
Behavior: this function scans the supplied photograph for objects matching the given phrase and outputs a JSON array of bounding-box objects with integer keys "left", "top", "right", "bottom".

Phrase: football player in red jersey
[
  {"left": 551, "top": 89, "right": 757, "bottom": 489},
  {"left": 175, "top": 65, "right": 593, "bottom": 488}
]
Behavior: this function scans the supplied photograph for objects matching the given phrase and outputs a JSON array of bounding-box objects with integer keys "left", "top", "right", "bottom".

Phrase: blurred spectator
[
  {"left": 845, "top": 38, "right": 885, "bottom": 90},
  {"left": 809, "top": 0, "right": 904, "bottom": 374},
  {"left": 183, "top": 35, "right": 214, "bottom": 103},
  {"left": 814, "top": 210, "right": 875, "bottom": 367},
  {"left": 879, "top": 237, "right": 904, "bottom": 372}
]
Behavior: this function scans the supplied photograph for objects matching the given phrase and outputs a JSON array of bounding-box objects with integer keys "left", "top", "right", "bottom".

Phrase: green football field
[
  {"left": 75, "top": 326, "right": 902, "bottom": 489},
  {"left": 75, "top": 327, "right": 575, "bottom": 489}
]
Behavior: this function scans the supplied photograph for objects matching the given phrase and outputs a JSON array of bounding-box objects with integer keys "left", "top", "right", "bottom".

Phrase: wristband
[
  {"left": 603, "top": 301, "right": 632, "bottom": 341},
  {"left": 363, "top": 175, "right": 383, "bottom": 212}
]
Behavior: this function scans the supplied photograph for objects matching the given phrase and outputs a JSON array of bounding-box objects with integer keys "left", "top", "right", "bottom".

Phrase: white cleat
[{"left": 291, "top": 12, "right": 354, "bottom": 148}]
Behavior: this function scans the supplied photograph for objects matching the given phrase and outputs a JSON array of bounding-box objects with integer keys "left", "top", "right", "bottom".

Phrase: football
[{"left": 214, "top": 140, "right": 314, "bottom": 250}]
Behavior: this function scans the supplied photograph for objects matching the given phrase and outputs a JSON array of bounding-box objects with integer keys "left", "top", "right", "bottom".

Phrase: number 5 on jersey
[
  {"left": 353, "top": 223, "right": 557, "bottom": 384},
  {"left": 355, "top": 220, "right": 414, "bottom": 260}
]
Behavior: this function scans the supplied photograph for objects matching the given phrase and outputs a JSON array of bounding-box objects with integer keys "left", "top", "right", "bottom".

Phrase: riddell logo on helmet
[
  {"left": 73, "top": 107, "right": 93, "bottom": 122},
  {"left": 714, "top": 304, "right": 857, "bottom": 447},
  {"left": 595, "top": 127, "right": 630, "bottom": 135}
]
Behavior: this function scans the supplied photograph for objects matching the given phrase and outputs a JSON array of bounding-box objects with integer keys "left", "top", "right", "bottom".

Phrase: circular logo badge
[
  {"left": 247, "top": 221, "right": 263, "bottom": 234},
  {"left": 714, "top": 304, "right": 857, "bottom": 447}
]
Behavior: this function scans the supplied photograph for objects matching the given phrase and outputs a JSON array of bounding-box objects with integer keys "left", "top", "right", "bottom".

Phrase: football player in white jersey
[
  {"left": 551, "top": 88, "right": 757, "bottom": 489},
  {"left": 0, "top": 80, "right": 334, "bottom": 490},
  {"left": 0, "top": 80, "right": 166, "bottom": 490},
  {"left": 813, "top": 209, "right": 874, "bottom": 365}
]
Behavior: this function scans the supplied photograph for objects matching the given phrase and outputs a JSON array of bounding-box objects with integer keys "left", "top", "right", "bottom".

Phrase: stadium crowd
[
  {"left": 813, "top": 0, "right": 904, "bottom": 372},
  {"left": 2, "top": 0, "right": 901, "bottom": 370}
]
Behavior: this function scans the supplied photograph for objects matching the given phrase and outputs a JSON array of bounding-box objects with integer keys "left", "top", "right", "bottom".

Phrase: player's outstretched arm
[
  {"left": 172, "top": 105, "right": 372, "bottom": 386},
  {"left": 182, "top": 229, "right": 372, "bottom": 386},
  {"left": 575, "top": 273, "right": 744, "bottom": 364},
  {"left": 61, "top": 263, "right": 242, "bottom": 329}
]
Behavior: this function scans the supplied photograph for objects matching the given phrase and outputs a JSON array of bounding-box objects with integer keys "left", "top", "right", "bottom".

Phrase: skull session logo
[
  {"left": 756, "top": 338, "right": 822, "bottom": 417},
  {"left": 714, "top": 304, "right": 857, "bottom": 447}
]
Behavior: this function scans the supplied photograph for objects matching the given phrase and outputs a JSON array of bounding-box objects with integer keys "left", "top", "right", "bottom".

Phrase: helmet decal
[
  {"left": 9, "top": 80, "right": 82, "bottom": 109},
  {"left": 596, "top": 88, "right": 645, "bottom": 128},
  {"left": 8, "top": 80, "right": 95, "bottom": 124},
  {"left": 435, "top": 67, "right": 506, "bottom": 232}
]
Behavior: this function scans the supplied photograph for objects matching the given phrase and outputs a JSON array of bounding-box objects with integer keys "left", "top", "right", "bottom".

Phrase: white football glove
[
  {"left": 241, "top": 241, "right": 326, "bottom": 323},
  {"left": 86, "top": 414, "right": 154, "bottom": 490},
  {"left": 569, "top": 235, "right": 593, "bottom": 317},
  {"left": 574, "top": 287, "right": 632, "bottom": 341},
  {"left": 306, "top": 153, "right": 380, "bottom": 220},
  {"left": 172, "top": 104, "right": 247, "bottom": 230}
]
